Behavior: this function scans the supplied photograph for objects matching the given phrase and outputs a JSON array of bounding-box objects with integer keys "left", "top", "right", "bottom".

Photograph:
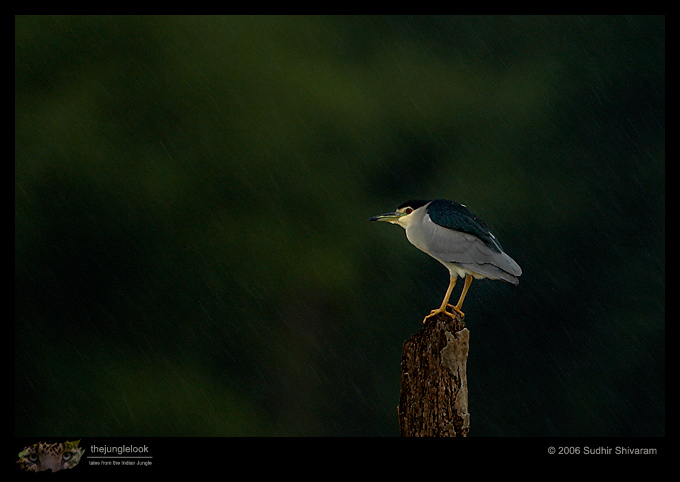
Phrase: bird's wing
[
  {"left": 417, "top": 214, "right": 522, "bottom": 283},
  {"left": 426, "top": 199, "right": 504, "bottom": 252}
]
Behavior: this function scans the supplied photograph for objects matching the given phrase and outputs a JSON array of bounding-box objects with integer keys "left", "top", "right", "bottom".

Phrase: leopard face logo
[{"left": 17, "top": 440, "right": 85, "bottom": 472}]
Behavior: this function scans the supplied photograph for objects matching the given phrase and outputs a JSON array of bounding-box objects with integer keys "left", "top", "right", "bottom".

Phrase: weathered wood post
[{"left": 398, "top": 312, "right": 470, "bottom": 436}]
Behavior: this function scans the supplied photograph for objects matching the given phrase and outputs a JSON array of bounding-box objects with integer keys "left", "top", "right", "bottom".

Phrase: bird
[{"left": 369, "top": 199, "right": 521, "bottom": 323}]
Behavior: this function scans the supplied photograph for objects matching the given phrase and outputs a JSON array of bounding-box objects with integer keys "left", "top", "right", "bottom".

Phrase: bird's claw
[
  {"left": 423, "top": 307, "right": 459, "bottom": 324},
  {"left": 446, "top": 304, "right": 465, "bottom": 317}
]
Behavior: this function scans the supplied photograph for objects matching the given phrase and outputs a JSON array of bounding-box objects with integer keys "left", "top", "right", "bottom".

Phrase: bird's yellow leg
[
  {"left": 423, "top": 276, "right": 458, "bottom": 323},
  {"left": 452, "top": 273, "right": 473, "bottom": 317}
]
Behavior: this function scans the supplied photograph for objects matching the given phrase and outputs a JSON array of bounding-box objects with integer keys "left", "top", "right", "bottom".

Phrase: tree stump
[{"left": 398, "top": 312, "right": 470, "bottom": 437}]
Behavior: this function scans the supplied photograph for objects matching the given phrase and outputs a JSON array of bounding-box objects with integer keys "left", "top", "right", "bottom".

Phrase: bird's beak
[{"left": 368, "top": 211, "right": 406, "bottom": 224}]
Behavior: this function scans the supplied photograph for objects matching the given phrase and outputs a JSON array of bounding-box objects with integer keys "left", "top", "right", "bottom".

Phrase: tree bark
[{"left": 398, "top": 312, "right": 470, "bottom": 437}]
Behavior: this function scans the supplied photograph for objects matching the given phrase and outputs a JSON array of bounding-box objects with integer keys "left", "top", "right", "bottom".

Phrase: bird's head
[{"left": 369, "top": 200, "right": 430, "bottom": 229}]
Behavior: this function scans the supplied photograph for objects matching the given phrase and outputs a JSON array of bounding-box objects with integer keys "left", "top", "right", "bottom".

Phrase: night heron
[{"left": 369, "top": 199, "right": 521, "bottom": 323}]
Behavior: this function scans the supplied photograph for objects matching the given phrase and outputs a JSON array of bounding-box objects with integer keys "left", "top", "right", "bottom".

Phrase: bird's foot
[
  {"left": 446, "top": 304, "right": 465, "bottom": 318},
  {"left": 423, "top": 307, "right": 458, "bottom": 324}
]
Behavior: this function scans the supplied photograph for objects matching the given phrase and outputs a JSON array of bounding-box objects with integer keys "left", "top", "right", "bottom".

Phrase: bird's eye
[{"left": 405, "top": 208, "right": 413, "bottom": 214}]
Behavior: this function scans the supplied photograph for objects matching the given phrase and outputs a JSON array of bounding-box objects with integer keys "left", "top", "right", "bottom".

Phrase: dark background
[{"left": 16, "top": 15, "right": 664, "bottom": 437}]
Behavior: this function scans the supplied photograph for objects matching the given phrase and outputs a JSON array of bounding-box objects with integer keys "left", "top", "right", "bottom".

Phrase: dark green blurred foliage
[{"left": 16, "top": 15, "right": 664, "bottom": 436}]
